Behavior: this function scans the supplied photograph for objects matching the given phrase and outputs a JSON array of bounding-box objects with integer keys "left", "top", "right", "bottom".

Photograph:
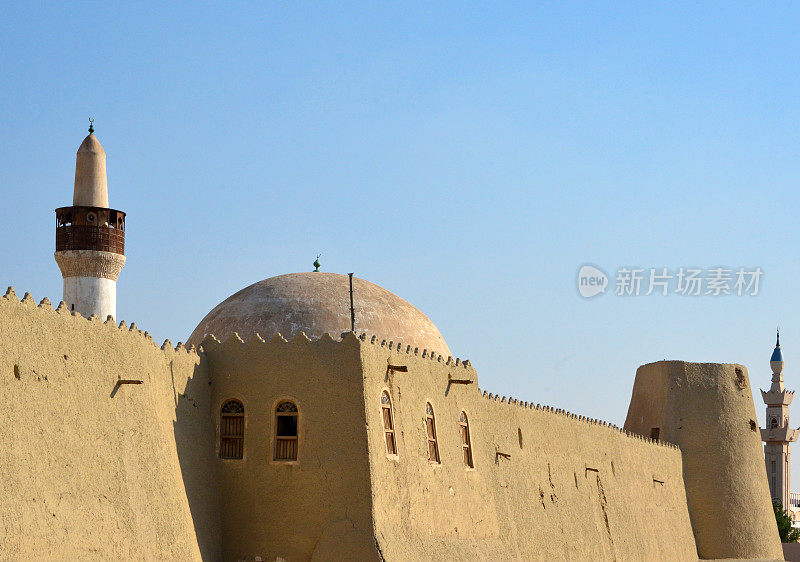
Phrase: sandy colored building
[{"left": 0, "top": 128, "right": 787, "bottom": 560}]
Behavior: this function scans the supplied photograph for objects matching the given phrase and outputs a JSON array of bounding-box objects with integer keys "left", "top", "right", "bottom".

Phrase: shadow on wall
[
  {"left": 785, "top": 542, "right": 800, "bottom": 562},
  {"left": 172, "top": 359, "right": 222, "bottom": 560}
]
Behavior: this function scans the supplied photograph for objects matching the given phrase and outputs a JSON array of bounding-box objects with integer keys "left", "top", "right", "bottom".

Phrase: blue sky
[{"left": 2, "top": 3, "right": 800, "bottom": 478}]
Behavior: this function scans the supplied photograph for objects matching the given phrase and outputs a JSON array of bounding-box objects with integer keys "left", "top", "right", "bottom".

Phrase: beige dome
[{"left": 187, "top": 272, "right": 451, "bottom": 355}]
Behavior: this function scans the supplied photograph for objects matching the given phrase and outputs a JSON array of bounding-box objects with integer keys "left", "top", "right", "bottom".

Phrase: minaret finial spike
[
  {"left": 777, "top": 327, "right": 781, "bottom": 348},
  {"left": 88, "top": 117, "right": 94, "bottom": 134}
]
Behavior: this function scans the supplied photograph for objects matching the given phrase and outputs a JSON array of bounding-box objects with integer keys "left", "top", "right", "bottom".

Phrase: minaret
[
  {"left": 54, "top": 122, "right": 126, "bottom": 320},
  {"left": 761, "top": 330, "right": 799, "bottom": 509}
]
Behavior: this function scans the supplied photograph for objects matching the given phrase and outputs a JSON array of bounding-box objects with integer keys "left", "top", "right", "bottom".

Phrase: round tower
[{"left": 54, "top": 123, "right": 126, "bottom": 320}]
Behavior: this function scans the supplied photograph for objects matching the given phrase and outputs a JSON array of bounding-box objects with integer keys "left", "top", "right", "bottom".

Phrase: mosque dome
[{"left": 187, "top": 272, "right": 451, "bottom": 355}]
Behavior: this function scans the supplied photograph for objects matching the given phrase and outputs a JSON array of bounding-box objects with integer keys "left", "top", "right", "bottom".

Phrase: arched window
[
  {"left": 771, "top": 417, "right": 779, "bottom": 429},
  {"left": 381, "top": 391, "right": 397, "bottom": 455},
  {"left": 219, "top": 399, "right": 244, "bottom": 459},
  {"left": 425, "top": 402, "right": 440, "bottom": 463},
  {"left": 274, "top": 401, "right": 299, "bottom": 461},
  {"left": 460, "top": 411, "right": 474, "bottom": 468}
]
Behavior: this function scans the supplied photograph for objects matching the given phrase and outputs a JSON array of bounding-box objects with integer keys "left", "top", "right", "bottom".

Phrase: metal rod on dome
[{"left": 349, "top": 273, "right": 356, "bottom": 333}]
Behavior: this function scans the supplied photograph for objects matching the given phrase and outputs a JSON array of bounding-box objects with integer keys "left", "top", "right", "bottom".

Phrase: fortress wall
[
  {"left": 359, "top": 339, "right": 698, "bottom": 561},
  {"left": 201, "top": 332, "right": 380, "bottom": 562},
  {"left": 624, "top": 360, "right": 783, "bottom": 560},
  {"left": 0, "top": 289, "right": 220, "bottom": 561}
]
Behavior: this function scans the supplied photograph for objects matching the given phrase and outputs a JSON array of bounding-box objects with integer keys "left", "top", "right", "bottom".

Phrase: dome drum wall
[{"left": 188, "top": 272, "right": 451, "bottom": 356}]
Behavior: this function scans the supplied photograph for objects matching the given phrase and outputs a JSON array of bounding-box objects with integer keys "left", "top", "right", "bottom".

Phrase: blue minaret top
[{"left": 771, "top": 329, "right": 784, "bottom": 363}]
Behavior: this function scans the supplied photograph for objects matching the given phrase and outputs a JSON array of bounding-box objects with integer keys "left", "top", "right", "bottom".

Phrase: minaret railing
[{"left": 55, "top": 206, "right": 125, "bottom": 255}]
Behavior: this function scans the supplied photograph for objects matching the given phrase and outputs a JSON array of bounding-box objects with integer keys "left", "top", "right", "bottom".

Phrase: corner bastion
[{"left": 625, "top": 360, "right": 783, "bottom": 560}]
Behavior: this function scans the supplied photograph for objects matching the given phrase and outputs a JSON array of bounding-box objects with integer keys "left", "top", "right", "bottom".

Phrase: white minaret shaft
[
  {"left": 761, "top": 330, "right": 799, "bottom": 511},
  {"left": 54, "top": 123, "right": 126, "bottom": 321}
]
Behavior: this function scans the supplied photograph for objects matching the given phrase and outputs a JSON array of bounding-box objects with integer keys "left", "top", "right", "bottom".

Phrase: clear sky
[{"left": 2, "top": 3, "right": 800, "bottom": 481}]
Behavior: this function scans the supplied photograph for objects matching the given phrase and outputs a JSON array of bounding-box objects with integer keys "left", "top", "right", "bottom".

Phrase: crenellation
[
  {"left": 246, "top": 333, "right": 266, "bottom": 345},
  {"left": 4, "top": 286, "right": 17, "bottom": 300},
  {"left": 456, "top": 373, "right": 675, "bottom": 447},
  {"left": 293, "top": 332, "right": 312, "bottom": 344},
  {"left": 0, "top": 287, "right": 202, "bottom": 363},
  {"left": 226, "top": 332, "right": 245, "bottom": 344},
  {"left": 268, "top": 333, "right": 288, "bottom": 345}
]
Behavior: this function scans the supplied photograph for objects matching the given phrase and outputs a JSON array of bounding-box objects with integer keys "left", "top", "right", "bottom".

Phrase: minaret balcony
[
  {"left": 761, "top": 426, "right": 800, "bottom": 443},
  {"left": 761, "top": 388, "right": 795, "bottom": 406},
  {"left": 55, "top": 206, "right": 125, "bottom": 255}
]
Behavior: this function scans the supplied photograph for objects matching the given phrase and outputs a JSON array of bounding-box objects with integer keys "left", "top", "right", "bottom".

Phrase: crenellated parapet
[
  {"left": 198, "top": 328, "right": 475, "bottom": 372},
  {"left": 1, "top": 286, "right": 198, "bottom": 359},
  {"left": 473, "top": 386, "right": 679, "bottom": 450}
]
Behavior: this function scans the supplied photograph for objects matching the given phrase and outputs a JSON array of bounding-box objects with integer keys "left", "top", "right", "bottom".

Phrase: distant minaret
[
  {"left": 54, "top": 121, "right": 126, "bottom": 320},
  {"left": 761, "top": 330, "right": 799, "bottom": 509}
]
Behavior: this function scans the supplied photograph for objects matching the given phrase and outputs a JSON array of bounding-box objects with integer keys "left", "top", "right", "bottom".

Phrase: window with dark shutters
[{"left": 219, "top": 400, "right": 244, "bottom": 459}]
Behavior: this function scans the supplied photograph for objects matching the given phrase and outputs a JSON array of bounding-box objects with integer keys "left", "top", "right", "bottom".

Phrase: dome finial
[
  {"left": 88, "top": 117, "right": 94, "bottom": 134},
  {"left": 313, "top": 254, "right": 321, "bottom": 272},
  {"left": 777, "top": 327, "right": 781, "bottom": 348}
]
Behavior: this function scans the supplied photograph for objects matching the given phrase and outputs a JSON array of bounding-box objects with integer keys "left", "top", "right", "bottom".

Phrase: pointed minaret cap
[
  {"left": 771, "top": 328, "right": 785, "bottom": 375},
  {"left": 73, "top": 120, "right": 108, "bottom": 207}
]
